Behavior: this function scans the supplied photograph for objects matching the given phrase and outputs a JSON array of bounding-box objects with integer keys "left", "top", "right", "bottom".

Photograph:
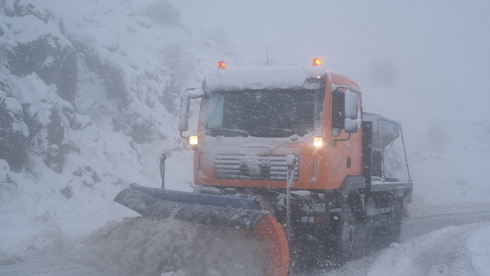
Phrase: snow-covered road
[
  {"left": 2, "top": 210, "right": 490, "bottom": 276},
  {"left": 0, "top": 257, "right": 113, "bottom": 276},
  {"left": 311, "top": 210, "right": 490, "bottom": 276},
  {"left": 317, "top": 222, "right": 490, "bottom": 276}
]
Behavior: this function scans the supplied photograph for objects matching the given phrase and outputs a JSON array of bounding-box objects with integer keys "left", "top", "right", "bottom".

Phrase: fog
[
  {"left": 170, "top": 0, "right": 490, "bottom": 204},
  {"left": 173, "top": 0, "right": 490, "bottom": 82}
]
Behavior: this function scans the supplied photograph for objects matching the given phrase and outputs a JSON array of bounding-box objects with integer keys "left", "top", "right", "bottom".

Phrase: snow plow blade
[{"left": 114, "top": 185, "right": 289, "bottom": 276}]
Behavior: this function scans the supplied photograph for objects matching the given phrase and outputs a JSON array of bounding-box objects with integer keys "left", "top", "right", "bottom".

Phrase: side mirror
[
  {"left": 178, "top": 88, "right": 204, "bottom": 133},
  {"left": 178, "top": 94, "right": 190, "bottom": 132},
  {"left": 344, "top": 89, "right": 359, "bottom": 133},
  {"left": 344, "top": 118, "right": 358, "bottom": 133}
]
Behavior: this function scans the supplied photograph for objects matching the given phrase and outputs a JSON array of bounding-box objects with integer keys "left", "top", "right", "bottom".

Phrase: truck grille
[{"left": 214, "top": 154, "right": 299, "bottom": 181}]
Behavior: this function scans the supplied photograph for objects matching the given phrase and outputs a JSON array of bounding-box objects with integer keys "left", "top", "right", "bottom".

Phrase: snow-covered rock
[
  {"left": 2, "top": 0, "right": 77, "bottom": 104},
  {"left": 0, "top": 0, "right": 227, "bottom": 256}
]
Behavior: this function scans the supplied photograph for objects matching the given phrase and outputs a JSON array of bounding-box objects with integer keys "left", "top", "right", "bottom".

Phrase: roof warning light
[
  {"left": 217, "top": 61, "right": 227, "bottom": 69},
  {"left": 313, "top": 58, "right": 322, "bottom": 66}
]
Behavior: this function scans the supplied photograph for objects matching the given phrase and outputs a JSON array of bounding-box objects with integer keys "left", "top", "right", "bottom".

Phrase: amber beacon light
[
  {"left": 312, "top": 58, "right": 322, "bottom": 66},
  {"left": 217, "top": 61, "right": 227, "bottom": 69}
]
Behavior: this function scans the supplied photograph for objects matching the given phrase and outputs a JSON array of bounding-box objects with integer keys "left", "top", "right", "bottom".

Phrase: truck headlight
[
  {"left": 313, "top": 137, "right": 323, "bottom": 147},
  {"left": 188, "top": 135, "right": 199, "bottom": 146}
]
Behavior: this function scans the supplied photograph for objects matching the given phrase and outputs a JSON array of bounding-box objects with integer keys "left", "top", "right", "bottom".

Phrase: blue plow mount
[{"left": 114, "top": 185, "right": 270, "bottom": 230}]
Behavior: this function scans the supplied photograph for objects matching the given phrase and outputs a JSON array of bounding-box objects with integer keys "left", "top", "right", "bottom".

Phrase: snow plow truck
[{"left": 115, "top": 59, "right": 413, "bottom": 275}]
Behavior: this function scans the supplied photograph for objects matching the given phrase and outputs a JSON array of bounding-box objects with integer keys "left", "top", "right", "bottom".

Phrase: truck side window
[
  {"left": 206, "top": 95, "right": 224, "bottom": 129},
  {"left": 331, "top": 90, "right": 345, "bottom": 137}
]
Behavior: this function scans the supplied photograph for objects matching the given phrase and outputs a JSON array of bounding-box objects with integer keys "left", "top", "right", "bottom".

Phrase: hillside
[{"left": 0, "top": 0, "right": 235, "bottom": 252}]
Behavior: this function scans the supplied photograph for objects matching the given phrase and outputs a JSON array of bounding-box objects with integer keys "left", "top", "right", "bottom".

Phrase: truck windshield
[{"left": 203, "top": 89, "right": 324, "bottom": 138}]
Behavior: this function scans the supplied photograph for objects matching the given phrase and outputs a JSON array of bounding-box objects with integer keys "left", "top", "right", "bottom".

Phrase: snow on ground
[
  {"left": 1, "top": 215, "right": 490, "bottom": 276},
  {"left": 75, "top": 218, "right": 268, "bottom": 276},
  {"left": 0, "top": 217, "right": 269, "bottom": 276},
  {"left": 323, "top": 222, "right": 490, "bottom": 276},
  {"left": 467, "top": 225, "right": 490, "bottom": 275}
]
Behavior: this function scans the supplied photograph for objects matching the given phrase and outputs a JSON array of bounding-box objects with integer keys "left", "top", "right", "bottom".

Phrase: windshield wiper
[{"left": 206, "top": 128, "right": 250, "bottom": 137}]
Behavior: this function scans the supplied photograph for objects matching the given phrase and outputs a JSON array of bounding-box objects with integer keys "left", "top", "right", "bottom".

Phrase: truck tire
[{"left": 327, "top": 207, "right": 356, "bottom": 266}]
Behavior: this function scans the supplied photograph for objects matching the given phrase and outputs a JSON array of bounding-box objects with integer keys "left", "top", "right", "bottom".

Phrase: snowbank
[
  {"left": 467, "top": 224, "right": 490, "bottom": 275},
  {"left": 75, "top": 217, "right": 268, "bottom": 276},
  {"left": 325, "top": 222, "right": 490, "bottom": 276}
]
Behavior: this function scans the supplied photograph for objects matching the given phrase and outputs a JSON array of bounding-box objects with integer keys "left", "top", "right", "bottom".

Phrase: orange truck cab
[{"left": 184, "top": 63, "right": 361, "bottom": 190}]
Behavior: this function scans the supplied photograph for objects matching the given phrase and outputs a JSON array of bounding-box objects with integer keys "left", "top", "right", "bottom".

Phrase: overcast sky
[{"left": 171, "top": 0, "right": 490, "bottom": 90}]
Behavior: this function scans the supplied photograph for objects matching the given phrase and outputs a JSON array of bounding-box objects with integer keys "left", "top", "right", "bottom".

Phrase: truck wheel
[{"left": 328, "top": 207, "right": 356, "bottom": 266}]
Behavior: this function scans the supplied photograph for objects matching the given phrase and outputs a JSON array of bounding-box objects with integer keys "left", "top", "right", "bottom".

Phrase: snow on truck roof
[{"left": 203, "top": 66, "right": 328, "bottom": 93}]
